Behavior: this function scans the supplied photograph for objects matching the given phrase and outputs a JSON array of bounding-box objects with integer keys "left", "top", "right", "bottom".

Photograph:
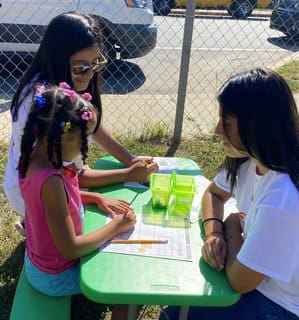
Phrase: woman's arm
[
  {"left": 78, "top": 161, "right": 158, "bottom": 188},
  {"left": 41, "top": 175, "right": 136, "bottom": 260},
  {"left": 201, "top": 182, "right": 231, "bottom": 270},
  {"left": 224, "top": 213, "right": 265, "bottom": 293},
  {"left": 92, "top": 125, "right": 133, "bottom": 166}
]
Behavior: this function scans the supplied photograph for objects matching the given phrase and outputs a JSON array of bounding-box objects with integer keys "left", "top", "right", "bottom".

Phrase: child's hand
[
  {"left": 126, "top": 160, "right": 158, "bottom": 183},
  {"left": 111, "top": 209, "right": 137, "bottom": 234},
  {"left": 94, "top": 194, "right": 132, "bottom": 217}
]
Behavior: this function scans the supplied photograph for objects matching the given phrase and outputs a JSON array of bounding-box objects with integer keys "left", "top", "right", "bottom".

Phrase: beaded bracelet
[{"left": 202, "top": 217, "right": 224, "bottom": 228}]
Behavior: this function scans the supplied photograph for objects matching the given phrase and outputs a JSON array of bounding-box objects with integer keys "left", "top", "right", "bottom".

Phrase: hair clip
[
  {"left": 81, "top": 111, "right": 94, "bottom": 121},
  {"left": 34, "top": 95, "right": 46, "bottom": 108},
  {"left": 82, "top": 92, "right": 92, "bottom": 101},
  {"left": 59, "top": 82, "right": 71, "bottom": 90},
  {"left": 61, "top": 121, "right": 71, "bottom": 133}
]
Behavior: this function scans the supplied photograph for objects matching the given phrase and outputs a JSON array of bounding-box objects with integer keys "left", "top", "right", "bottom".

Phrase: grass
[
  {"left": 1, "top": 60, "right": 298, "bottom": 319},
  {"left": 276, "top": 60, "right": 299, "bottom": 92}
]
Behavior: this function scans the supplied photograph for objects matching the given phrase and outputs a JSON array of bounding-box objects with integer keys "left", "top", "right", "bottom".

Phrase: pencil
[{"left": 111, "top": 239, "right": 168, "bottom": 244}]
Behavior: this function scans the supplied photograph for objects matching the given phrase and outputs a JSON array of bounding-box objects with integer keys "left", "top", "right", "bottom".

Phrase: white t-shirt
[
  {"left": 215, "top": 159, "right": 299, "bottom": 317},
  {"left": 3, "top": 80, "right": 91, "bottom": 216},
  {"left": 3, "top": 86, "right": 33, "bottom": 216}
]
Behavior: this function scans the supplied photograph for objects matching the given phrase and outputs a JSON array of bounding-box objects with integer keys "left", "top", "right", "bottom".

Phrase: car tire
[
  {"left": 228, "top": 0, "right": 258, "bottom": 19},
  {"left": 153, "top": 0, "right": 174, "bottom": 16}
]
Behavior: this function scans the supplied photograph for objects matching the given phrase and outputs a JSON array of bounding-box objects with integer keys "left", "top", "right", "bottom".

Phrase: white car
[{"left": 0, "top": 0, "right": 157, "bottom": 61}]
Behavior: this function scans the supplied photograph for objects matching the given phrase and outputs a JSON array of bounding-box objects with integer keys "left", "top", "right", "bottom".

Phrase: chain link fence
[
  {"left": 0, "top": 2, "right": 298, "bottom": 318},
  {"left": 0, "top": 0, "right": 298, "bottom": 143}
]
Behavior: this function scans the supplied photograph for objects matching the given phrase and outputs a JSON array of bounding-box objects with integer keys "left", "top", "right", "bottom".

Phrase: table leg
[
  {"left": 127, "top": 304, "right": 138, "bottom": 320},
  {"left": 178, "top": 306, "right": 189, "bottom": 320}
]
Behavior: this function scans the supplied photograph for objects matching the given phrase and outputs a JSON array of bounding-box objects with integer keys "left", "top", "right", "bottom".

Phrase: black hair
[
  {"left": 11, "top": 11, "right": 104, "bottom": 125},
  {"left": 217, "top": 68, "right": 299, "bottom": 191},
  {"left": 19, "top": 86, "right": 96, "bottom": 178}
]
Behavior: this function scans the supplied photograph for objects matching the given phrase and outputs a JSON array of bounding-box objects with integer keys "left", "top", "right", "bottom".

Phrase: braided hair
[{"left": 19, "top": 86, "right": 96, "bottom": 178}]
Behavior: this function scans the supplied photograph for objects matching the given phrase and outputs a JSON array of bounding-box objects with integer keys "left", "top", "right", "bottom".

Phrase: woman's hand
[
  {"left": 94, "top": 194, "right": 132, "bottom": 217},
  {"left": 126, "top": 160, "right": 158, "bottom": 183},
  {"left": 110, "top": 209, "right": 137, "bottom": 234},
  {"left": 130, "top": 156, "right": 154, "bottom": 166},
  {"left": 201, "top": 233, "right": 227, "bottom": 271}
]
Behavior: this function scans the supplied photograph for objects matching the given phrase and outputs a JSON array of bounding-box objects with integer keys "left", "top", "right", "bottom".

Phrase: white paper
[
  {"left": 189, "top": 175, "right": 211, "bottom": 223},
  {"left": 189, "top": 175, "right": 239, "bottom": 223},
  {"left": 100, "top": 215, "right": 192, "bottom": 261},
  {"left": 154, "top": 157, "right": 177, "bottom": 174}
]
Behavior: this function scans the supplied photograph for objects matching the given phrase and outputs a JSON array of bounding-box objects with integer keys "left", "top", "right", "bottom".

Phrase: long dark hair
[
  {"left": 11, "top": 11, "right": 104, "bottom": 124},
  {"left": 19, "top": 86, "right": 96, "bottom": 178},
  {"left": 217, "top": 68, "right": 299, "bottom": 191}
]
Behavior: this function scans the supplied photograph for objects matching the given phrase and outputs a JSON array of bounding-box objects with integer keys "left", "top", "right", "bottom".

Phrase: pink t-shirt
[{"left": 19, "top": 167, "right": 84, "bottom": 274}]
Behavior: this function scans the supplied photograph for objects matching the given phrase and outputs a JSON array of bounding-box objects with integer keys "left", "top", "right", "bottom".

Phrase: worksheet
[
  {"left": 154, "top": 156, "right": 177, "bottom": 173},
  {"left": 100, "top": 215, "right": 192, "bottom": 261}
]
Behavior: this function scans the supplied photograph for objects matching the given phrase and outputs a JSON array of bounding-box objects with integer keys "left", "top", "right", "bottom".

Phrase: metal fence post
[{"left": 173, "top": 0, "right": 196, "bottom": 144}]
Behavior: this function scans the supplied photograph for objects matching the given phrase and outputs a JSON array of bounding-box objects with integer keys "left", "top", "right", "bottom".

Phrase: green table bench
[{"left": 10, "top": 266, "right": 71, "bottom": 320}]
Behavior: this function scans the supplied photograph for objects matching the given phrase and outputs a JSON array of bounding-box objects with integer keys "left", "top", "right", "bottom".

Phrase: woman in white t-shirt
[
  {"left": 161, "top": 68, "right": 299, "bottom": 319},
  {"left": 4, "top": 11, "right": 158, "bottom": 235}
]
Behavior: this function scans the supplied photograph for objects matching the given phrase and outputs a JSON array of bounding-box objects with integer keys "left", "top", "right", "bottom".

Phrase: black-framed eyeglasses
[{"left": 72, "top": 52, "right": 107, "bottom": 76}]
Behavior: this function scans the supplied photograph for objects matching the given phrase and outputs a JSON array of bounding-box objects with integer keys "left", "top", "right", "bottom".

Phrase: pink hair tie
[
  {"left": 81, "top": 111, "right": 94, "bottom": 121},
  {"left": 65, "top": 89, "right": 77, "bottom": 100},
  {"left": 59, "top": 82, "right": 71, "bottom": 89},
  {"left": 58, "top": 82, "right": 77, "bottom": 100},
  {"left": 82, "top": 92, "right": 92, "bottom": 101}
]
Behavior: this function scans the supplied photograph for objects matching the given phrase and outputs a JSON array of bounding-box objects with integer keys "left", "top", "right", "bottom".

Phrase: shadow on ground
[
  {"left": 268, "top": 36, "right": 299, "bottom": 52},
  {"left": 0, "top": 58, "right": 146, "bottom": 103},
  {"left": 0, "top": 241, "right": 25, "bottom": 320}
]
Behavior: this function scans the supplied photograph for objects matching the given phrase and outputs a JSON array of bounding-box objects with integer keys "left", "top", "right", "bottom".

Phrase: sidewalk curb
[
  {"left": 171, "top": 8, "right": 272, "bottom": 18},
  {"left": 269, "top": 51, "right": 299, "bottom": 70}
]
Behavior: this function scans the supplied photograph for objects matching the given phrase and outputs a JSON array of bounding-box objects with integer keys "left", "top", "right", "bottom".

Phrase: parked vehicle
[
  {"left": 153, "top": 0, "right": 176, "bottom": 15},
  {"left": 270, "top": 0, "right": 299, "bottom": 38},
  {"left": 0, "top": 0, "right": 157, "bottom": 61},
  {"left": 153, "top": 0, "right": 270, "bottom": 19}
]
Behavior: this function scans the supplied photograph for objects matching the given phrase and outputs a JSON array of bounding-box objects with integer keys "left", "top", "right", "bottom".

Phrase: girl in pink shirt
[{"left": 19, "top": 84, "right": 136, "bottom": 297}]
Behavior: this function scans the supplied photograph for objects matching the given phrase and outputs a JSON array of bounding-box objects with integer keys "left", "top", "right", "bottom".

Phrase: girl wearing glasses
[
  {"left": 4, "top": 11, "right": 158, "bottom": 235},
  {"left": 160, "top": 68, "right": 299, "bottom": 319}
]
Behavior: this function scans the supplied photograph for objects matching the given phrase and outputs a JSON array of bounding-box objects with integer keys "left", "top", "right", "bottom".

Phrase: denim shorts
[
  {"left": 25, "top": 252, "right": 81, "bottom": 296},
  {"left": 160, "top": 290, "right": 298, "bottom": 320}
]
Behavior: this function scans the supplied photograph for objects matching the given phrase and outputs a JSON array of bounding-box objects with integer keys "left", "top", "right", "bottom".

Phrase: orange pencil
[{"left": 111, "top": 239, "right": 168, "bottom": 244}]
